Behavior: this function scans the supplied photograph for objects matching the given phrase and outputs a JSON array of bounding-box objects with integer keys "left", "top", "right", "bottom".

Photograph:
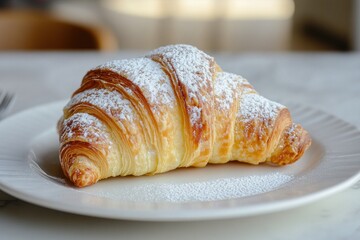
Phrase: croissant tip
[
  {"left": 67, "top": 157, "right": 100, "bottom": 188},
  {"left": 70, "top": 168, "right": 98, "bottom": 188},
  {"left": 267, "top": 125, "right": 312, "bottom": 166}
]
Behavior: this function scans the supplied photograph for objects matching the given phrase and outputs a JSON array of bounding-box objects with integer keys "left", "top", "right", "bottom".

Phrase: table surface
[{"left": 1, "top": 51, "right": 360, "bottom": 240}]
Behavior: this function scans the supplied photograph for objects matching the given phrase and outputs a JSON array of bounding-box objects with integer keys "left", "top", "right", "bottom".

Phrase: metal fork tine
[
  {"left": 1, "top": 94, "right": 10, "bottom": 108},
  {"left": 6, "top": 93, "right": 13, "bottom": 105},
  {"left": 0, "top": 92, "right": 15, "bottom": 118}
]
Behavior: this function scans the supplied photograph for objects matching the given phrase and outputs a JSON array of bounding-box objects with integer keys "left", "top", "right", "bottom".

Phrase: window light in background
[
  {"left": 102, "top": 0, "right": 295, "bottom": 20},
  {"left": 100, "top": 0, "right": 295, "bottom": 51}
]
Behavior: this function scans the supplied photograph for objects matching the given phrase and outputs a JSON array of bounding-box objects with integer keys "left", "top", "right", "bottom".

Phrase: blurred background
[{"left": 0, "top": 0, "right": 359, "bottom": 52}]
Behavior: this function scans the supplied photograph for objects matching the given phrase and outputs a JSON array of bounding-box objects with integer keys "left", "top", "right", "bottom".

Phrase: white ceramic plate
[{"left": 1, "top": 101, "right": 360, "bottom": 221}]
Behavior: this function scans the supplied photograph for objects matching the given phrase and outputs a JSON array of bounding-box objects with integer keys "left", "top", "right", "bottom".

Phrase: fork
[
  {"left": 0, "top": 91, "right": 16, "bottom": 201},
  {"left": 0, "top": 91, "right": 15, "bottom": 120}
]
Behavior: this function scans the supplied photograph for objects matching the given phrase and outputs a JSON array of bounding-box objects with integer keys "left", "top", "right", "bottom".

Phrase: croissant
[{"left": 58, "top": 44, "right": 311, "bottom": 187}]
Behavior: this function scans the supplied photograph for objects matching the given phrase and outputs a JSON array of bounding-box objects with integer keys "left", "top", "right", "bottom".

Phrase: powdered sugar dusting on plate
[
  {"left": 97, "top": 58, "right": 175, "bottom": 113},
  {"left": 87, "top": 172, "right": 293, "bottom": 202},
  {"left": 66, "top": 88, "right": 134, "bottom": 122}
]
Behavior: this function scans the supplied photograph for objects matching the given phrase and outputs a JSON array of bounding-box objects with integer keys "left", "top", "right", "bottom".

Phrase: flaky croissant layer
[{"left": 58, "top": 44, "right": 311, "bottom": 187}]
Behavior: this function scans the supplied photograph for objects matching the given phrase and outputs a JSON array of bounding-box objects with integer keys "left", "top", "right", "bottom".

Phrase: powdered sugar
[
  {"left": 286, "top": 123, "right": 298, "bottom": 142},
  {"left": 85, "top": 172, "right": 293, "bottom": 202},
  {"left": 238, "top": 94, "right": 284, "bottom": 124},
  {"left": 61, "top": 113, "right": 110, "bottom": 147},
  {"left": 66, "top": 88, "right": 134, "bottom": 122},
  {"left": 97, "top": 58, "right": 174, "bottom": 111},
  {"left": 190, "top": 106, "right": 202, "bottom": 127},
  {"left": 215, "top": 72, "right": 249, "bottom": 110},
  {"left": 147, "top": 44, "right": 214, "bottom": 93},
  {"left": 147, "top": 44, "right": 214, "bottom": 130}
]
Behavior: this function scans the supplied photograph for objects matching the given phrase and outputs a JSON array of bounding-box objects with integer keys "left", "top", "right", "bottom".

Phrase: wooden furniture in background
[{"left": 0, "top": 10, "right": 118, "bottom": 51}]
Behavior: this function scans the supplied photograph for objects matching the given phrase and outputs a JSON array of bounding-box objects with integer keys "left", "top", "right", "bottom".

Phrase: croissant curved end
[
  {"left": 267, "top": 124, "right": 312, "bottom": 166},
  {"left": 67, "top": 156, "right": 100, "bottom": 188}
]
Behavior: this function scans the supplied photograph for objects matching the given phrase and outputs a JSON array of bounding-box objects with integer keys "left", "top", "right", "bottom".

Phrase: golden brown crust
[
  {"left": 58, "top": 44, "right": 312, "bottom": 187},
  {"left": 147, "top": 46, "right": 216, "bottom": 168},
  {"left": 267, "top": 124, "right": 312, "bottom": 165}
]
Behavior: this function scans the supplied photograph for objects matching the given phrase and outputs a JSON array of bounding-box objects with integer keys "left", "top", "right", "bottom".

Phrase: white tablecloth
[{"left": 1, "top": 52, "right": 360, "bottom": 240}]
